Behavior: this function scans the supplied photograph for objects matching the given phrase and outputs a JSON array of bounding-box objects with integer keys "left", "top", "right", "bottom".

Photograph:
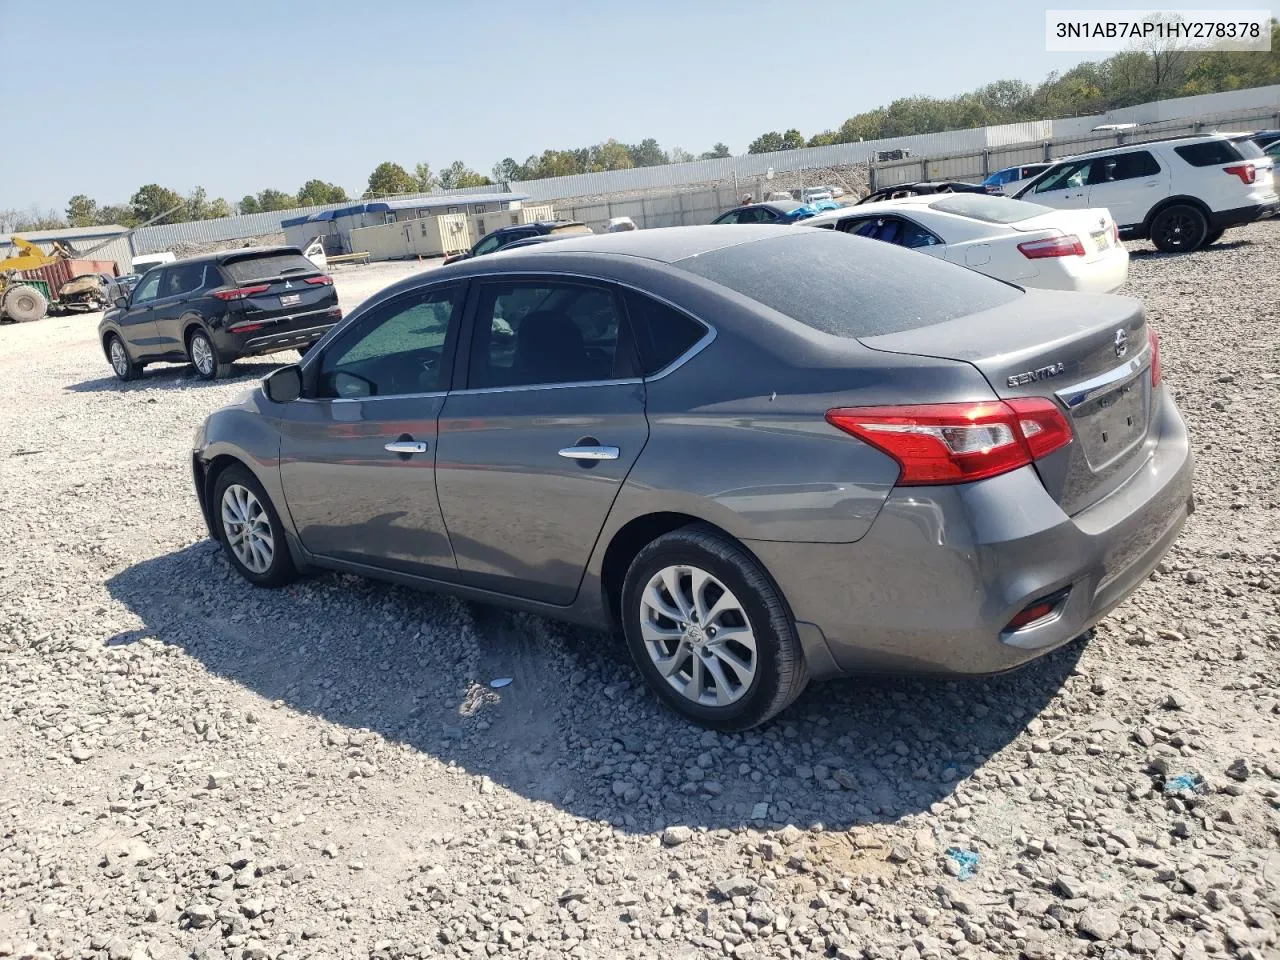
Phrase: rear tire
[
  {"left": 1149, "top": 204, "right": 1208, "bottom": 253},
  {"left": 1202, "top": 228, "right": 1225, "bottom": 246},
  {"left": 620, "top": 524, "right": 809, "bottom": 730},
  {"left": 3, "top": 285, "right": 48, "bottom": 322},
  {"left": 106, "top": 334, "right": 142, "bottom": 381},
  {"left": 212, "top": 464, "right": 297, "bottom": 587},
  {"left": 187, "top": 329, "right": 227, "bottom": 380}
]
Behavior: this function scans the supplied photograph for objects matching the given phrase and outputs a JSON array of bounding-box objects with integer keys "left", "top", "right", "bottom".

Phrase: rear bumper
[
  {"left": 214, "top": 310, "right": 339, "bottom": 358},
  {"left": 749, "top": 387, "right": 1194, "bottom": 677},
  {"left": 1025, "top": 247, "right": 1129, "bottom": 294},
  {"left": 1209, "top": 201, "right": 1278, "bottom": 230}
]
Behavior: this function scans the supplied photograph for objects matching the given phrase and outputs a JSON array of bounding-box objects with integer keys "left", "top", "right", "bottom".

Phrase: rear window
[
  {"left": 1174, "top": 140, "right": 1243, "bottom": 166},
  {"left": 929, "top": 194, "right": 1054, "bottom": 223},
  {"left": 677, "top": 231, "right": 1021, "bottom": 338},
  {"left": 222, "top": 252, "right": 317, "bottom": 283}
]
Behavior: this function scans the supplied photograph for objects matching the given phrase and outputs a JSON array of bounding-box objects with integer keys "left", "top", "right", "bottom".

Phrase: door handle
[
  {"left": 558, "top": 445, "right": 619, "bottom": 461},
  {"left": 384, "top": 441, "right": 428, "bottom": 454}
]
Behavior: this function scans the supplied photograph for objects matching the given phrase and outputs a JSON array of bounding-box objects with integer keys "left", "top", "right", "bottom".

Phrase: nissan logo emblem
[{"left": 1115, "top": 329, "right": 1128, "bottom": 358}]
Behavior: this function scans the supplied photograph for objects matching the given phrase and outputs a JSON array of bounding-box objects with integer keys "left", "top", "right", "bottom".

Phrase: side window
[
  {"left": 316, "top": 287, "right": 459, "bottom": 399},
  {"left": 623, "top": 291, "right": 707, "bottom": 376},
  {"left": 472, "top": 234, "right": 504, "bottom": 256},
  {"left": 715, "top": 210, "right": 742, "bottom": 224},
  {"left": 836, "top": 217, "right": 878, "bottom": 237},
  {"left": 160, "top": 263, "right": 205, "bottom": 298},
  {"left": 1087, "top": 151, "right": 1160, "bottom": 184},
  {"left": 202, "top": 264, "right": 224, "bottom": 290},
  {"left": 468, "top": 281, "right": 629, "bottom": 389},
  {"left": 1034, "top": 161, "right": 1089, "bottom": 192},
  {"left": 899, "top": 219, "right": 943, "bottom": 249},
  {"left": 131, "top": 270, "right": 162, "bottom": 305}
]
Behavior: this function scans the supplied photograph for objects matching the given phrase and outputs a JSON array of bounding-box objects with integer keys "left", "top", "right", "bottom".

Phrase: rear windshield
[
  {"left": 1174, "top": 140, "right": 1244, "bottom": 166},
  {"left": 929, "top": 194, "right": 1054, "bottom": 223},
  {"left": 222, "top": 252, "right": 317, "bottom": 283},
  {"left": 677, "top": 231, "right": 1021, "bottom": 338}
]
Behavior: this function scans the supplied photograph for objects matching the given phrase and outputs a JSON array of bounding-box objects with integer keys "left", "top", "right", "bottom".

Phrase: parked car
[
  {"left": 857, "top": 181, "right": 989, "bottom": 205},
  {"left": 192, "top": 225, "right": 1192, "bottom": 730},
  {"left": 1248, "top": 129, "right": 1280, "bottom": 150},
  {"left": 99, "top": 246, "right": 341, "bottom": 382},
  {"left": 983, "top": 163, "right": 1053, "bottom": 195},
  {"left": 711, "top": 200, "right": 817, "bottom": 224},
  {"left": 107, "top": 273, "right": 142, "bottom": 302},
  {"left": 442, "top": 221, "right": 592, "bottom": 265},
  {"left": 1013, "top": 133, "right": 1277, "bottom": 252},
  {"left": 131, "top": 251, "right": 176, "bottom": 274},
  {"left": 801, "top": 187, "right": 835, "bottom": 204},
  {"left": 56, "top": 273, "right": 115, "bottom": 312},
  {"left": 803, "top": 194, "right": 1128, "bottom": 293}
]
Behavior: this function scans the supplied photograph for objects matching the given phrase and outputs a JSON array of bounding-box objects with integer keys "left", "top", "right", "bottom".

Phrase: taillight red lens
[
  {"left": 211, "top": 284, "right": 270, "bottom": 301},
  {"left": 1112, "top": 221, "right": 1120, "bottom": 244},
  {"left": 1223, "top": 163, "right": 1256, "bottom": 185},
  {"left": 1017, "top": 235, "right": 1086, "bottom": 259},
  {"left": 825, "top": 399, "right": 1072, "bottom": 486},
  {"left": 304, "top": 275, "right": 333, "bottom": 286},
  {"left": 1149, "top": 327, "right": 1161, "bottom": 388}
]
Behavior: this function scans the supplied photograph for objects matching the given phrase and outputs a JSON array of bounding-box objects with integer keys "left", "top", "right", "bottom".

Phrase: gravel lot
[{"left": 1, "top": 227, "right": 1277, "bottom": 960}]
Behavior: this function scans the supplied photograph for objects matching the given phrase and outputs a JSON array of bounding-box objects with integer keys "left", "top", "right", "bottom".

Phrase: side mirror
[
  {"left": 264, "top": 364, "right": 302, "bottom": 404},
  {"left": 114, "top": 296, "right": 128, "bottom": 308}
]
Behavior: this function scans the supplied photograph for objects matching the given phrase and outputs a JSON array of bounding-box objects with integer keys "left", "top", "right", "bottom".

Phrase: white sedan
[{"left": 802, "top": 193, "right": 1128, "bottom": 293}]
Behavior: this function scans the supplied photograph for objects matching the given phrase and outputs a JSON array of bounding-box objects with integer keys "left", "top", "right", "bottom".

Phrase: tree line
[{"left": 7, "top": 26, "right": 1276, "bottom": 236}]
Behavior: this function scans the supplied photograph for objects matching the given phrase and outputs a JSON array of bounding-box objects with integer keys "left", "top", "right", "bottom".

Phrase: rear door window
[
  {"left": 622, "top": 291, "right": 707, "bottom": 376},
  {"left": 676, "top": 231, "right": 1021, "bottom": 338},
  {"left": 159, "top": 262, "right": 206, "bottom": 299},
  {"left": 222, "top": 252, "right": 317, "bottom": 283}
]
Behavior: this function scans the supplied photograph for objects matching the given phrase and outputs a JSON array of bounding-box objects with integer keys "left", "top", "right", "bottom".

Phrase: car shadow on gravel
[
  {"left": 1128, "top": 238, "right": 1253, "bottom": 258},
  {"left": 107, "top": 541, "right": 1086, "bottom": 835},
  {"left": 66, "top": 360, "right": 289, "bottom": 393}
]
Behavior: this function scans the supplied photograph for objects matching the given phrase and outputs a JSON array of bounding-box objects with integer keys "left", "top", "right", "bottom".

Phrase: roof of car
[
  {"left": 1057, "top": 132, "right": 1236, "bottom": 161},
  {"left": 449, "top": 224, "right": 795, "bottom": 267},
  {"left": 161, "top": 245, "right": 304, "bottom": 266}
]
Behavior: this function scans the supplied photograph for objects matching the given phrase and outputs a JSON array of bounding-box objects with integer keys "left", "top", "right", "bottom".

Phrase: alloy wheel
[
  {"left": 220, "top": 483, "right": 274, "bottom": 574},
  {"left": 109, "top": 339, "right": 129, "bottom": 377},
  {"left": 638, "top": 564, "right": 758, "bottom": 706},
  {"left": 191, "top": 335, "right": 214, "bottom": 376}
]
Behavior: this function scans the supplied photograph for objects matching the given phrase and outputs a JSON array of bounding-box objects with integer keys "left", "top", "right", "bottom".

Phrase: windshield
[{"left": 930, "top": 194, "right": 1055, "bottom": 223}]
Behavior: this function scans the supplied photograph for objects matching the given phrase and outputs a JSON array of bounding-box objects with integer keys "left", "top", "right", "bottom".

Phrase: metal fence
[{"left": 127, "top": 83, "right": 1280, "bottom": 254}]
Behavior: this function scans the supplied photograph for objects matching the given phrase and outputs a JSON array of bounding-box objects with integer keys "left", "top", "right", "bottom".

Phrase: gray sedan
[{"left": 191, "top": 225, "right": 1194, "bottom": 730}]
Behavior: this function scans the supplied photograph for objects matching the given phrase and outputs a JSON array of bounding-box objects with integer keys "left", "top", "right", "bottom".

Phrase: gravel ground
[{"left": 1, "top": 226, "right": 1277, "bottom": 960}]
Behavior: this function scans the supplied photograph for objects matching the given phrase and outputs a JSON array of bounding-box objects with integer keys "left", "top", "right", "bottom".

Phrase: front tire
[
  {"left": 620, "top": 525, "right": 809, "bottom": 730},
  {"left": 187, "top": 329, "right": 227, "bottom": 380},
  {"left": 1150, "top": 204, "right": 1208, "bottom": 253},
  {"left": 212, "top": 465, "right": 297, "bottom": 587},
  {"left": 106, "top": 334, "right": 142, "bottom": 381}
]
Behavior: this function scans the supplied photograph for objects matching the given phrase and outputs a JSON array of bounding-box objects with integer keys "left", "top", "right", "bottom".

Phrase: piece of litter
[
  {"left": 489, "top": 678, "right": 513, "bottom": 689},
  {"left": 945, "top": 847, "right": 980, "bottom": 880},
  {"left": 1163, "top": 773, "right": 1202, "bottom": 794}
]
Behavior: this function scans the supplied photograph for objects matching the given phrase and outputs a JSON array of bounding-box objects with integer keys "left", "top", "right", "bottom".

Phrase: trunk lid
[
  {"left": 1010, "top": 207, "right": 1118, "bottom": 261},
  {"left": 859, "top": 290, "right": 1154, "bottom": 515}
]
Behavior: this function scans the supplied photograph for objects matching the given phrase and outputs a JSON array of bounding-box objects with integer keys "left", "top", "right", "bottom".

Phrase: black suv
[
  {"left": 99, "top": 247, "right": 341, "bottom": 381},
  {"left": 442, "top": 221, "right": 592, "bottom": 264}
]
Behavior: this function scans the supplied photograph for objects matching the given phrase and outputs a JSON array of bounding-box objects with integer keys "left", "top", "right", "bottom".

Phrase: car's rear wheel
[
  {"left": 212, "top": 465, "right": 297, "bottom": 587},
  {"left": 188, "top": 329, "right": 227, "bottom": 380},
  {"left": 1150, "top": 204, "right": 1208, "bottom": 253},
  {"left": 1202, "top": 228, "right": 1225, "bottom": 246},
  {"left": 620, "top": 525, "right": 808, "bottom": 730},
  {"left": 106, "top": 334, "right": 141, "bottom": 381}
]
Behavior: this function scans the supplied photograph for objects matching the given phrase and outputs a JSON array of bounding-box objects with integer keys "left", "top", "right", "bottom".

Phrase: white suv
[{"left": 1013, "top": 133, "right": 1277, "bottom": 252}]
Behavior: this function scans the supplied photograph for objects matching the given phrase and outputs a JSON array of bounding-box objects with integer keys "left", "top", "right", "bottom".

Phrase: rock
[
  {"left": 662, "top": 826, "right": 693, "bottom": 847},
  {"left": 69, "top": 746, "right": 94, "bottom": 763},
  {"left": 888, "top": 845, "right": 912, "bottom": 864},
  {"left": 1226, "top": 758, "right": 1251, "bottom": 781},
  {"left": 185, "top": 904, "right": 216, "bottom": 929},
  {"left": 207, "top": 771, "right": 231, "bottom": 789},
  {"left": 1057, "top": 875, "right": 1089, "bottom": 900},
  {"left": 1163, "top": 692, "right": 1190, "bottom": 710},
  {"left": 1077, "top": 908, "right": 1120, "bottom": 941},
  {"left": 713, "top": 876, "right": 757, "bottom": 899}
]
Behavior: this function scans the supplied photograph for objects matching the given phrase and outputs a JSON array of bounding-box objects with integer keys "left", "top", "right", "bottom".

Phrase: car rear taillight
[
  {"left": 1149, "top": 327, "right": 1162, "bottom": 388},
  {"left": 1223, "top": 163, "right": 1256, "bottom": 185},
  {"left": 1112, "top": 221, "right": 1120, "bottom": 244},
  {"left": 825, "top": 399, "right": 1072, "bottom": 486},
  {"left": 211, "top": 284, "right": 270, "bottom": 301},
  {"left": 1017, "top": 235, "right": 1086, "bottom": 259},
  {"left": 304, "top": 275, "right": 334, "bottom": 286}
]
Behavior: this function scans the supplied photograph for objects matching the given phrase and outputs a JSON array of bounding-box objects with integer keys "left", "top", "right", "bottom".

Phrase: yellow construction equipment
[{"left": 0, "top": 237, "right": 77, "bottom": 322}]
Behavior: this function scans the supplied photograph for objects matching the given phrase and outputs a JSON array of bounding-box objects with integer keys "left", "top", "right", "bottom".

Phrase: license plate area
[
  {"left": 280, "top": 293, "right": 302, "bottom": 307},
  {"left": 1071, "top": 376, "right": 1148, "bottom": 469},
  {"left": 1091, "top": 229, "right": 1110, "bottom": 250}
]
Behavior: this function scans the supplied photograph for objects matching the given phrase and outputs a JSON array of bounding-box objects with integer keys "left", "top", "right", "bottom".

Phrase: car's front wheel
[
  {"left": 212, "top": 464, "right": 297, "bottom": 587},
  {"left": 106, "top": 334, "right": 142, "bottom": 381},
  {"left": 1202, "top": 228, "right": 1225, "bottom": 247},
  {"left": 620, "top": 525, "right": 809, "bottom": 730},
  {"left": 1149, "top": 204, "right": 1208, "bottom": 253},
  {"left": 188, "top": 329, "right": 227, "bottom": 380}
]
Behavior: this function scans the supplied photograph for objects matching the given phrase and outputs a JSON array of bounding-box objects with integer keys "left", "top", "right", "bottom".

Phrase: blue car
[
  {"left": 982, "top": 163, "right": 1053, "bottom": 194},
  {"left": 712, "top": 200, "right": 818, "bottom": 224}
]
